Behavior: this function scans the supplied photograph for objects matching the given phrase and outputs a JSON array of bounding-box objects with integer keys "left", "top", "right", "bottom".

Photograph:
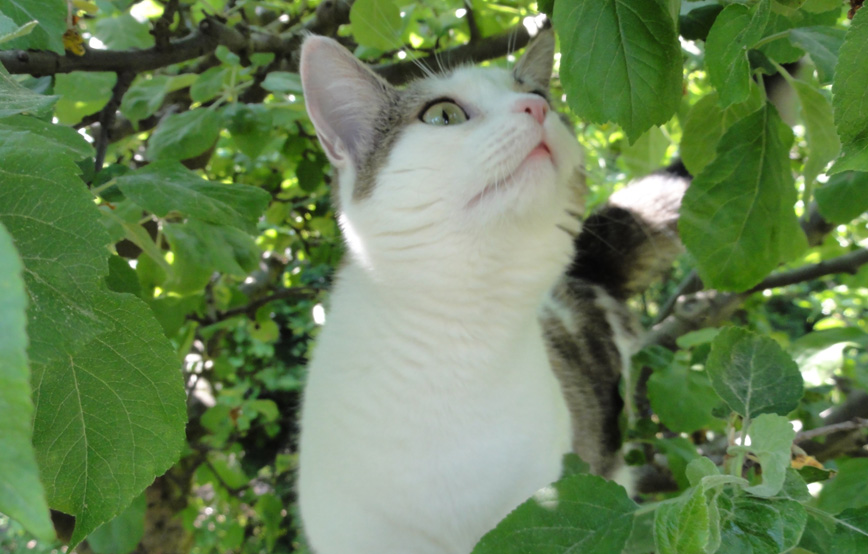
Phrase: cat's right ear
[{"left": 300, "top": 36, "right": 394, "bottom": 170}]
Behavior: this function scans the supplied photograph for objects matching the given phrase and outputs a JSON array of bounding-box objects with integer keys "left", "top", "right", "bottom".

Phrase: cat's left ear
[
  {"left": 514, "top": 29, "right": 555, "bottom": 90},
  {"left": 300, "top": 36, "right": 396, "bottom": 170}
]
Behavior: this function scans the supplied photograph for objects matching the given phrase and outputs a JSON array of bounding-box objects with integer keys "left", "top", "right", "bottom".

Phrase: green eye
[{"left": 420, "top": 101, "right": 468, "bottom": 126}]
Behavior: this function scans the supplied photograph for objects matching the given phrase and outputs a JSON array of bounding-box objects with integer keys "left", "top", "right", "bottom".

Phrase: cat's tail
[{"left": 568, "top": 160, "right": 691, "bottom": 299}]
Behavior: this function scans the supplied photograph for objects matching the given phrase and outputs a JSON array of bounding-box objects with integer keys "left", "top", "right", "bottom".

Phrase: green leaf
[
  {"left": 53, "top": 72, "right": 117, "bottom": 125},
  {"left": 350, "top": 0, "right": 403, "bottom": 51},
  {"left": 830, "top": 8, "right": 868, "bottom": 174},
  {"left": 261, "top": 71, "right": 303, "bottom": 94},
  {"left": 162, "top": 220, "right": 260, "bottom": 294},
  {"left": 788, "top": 26, "right": 845, "bottom": 85},
  {"left": 619, "top": 126, "right": 670, "bottom": 177},
  {"left": 680, "top": 4, "right": 723, "bottom": 41},
  {"left": 225, "top": 103, "right": 275, "bottom": 159},
  {"left": 679, "top": 104, "right": 806, "bottom": 291},
  {"left": 0, "top": 67, "right": 57, "bottom": 118},
  {"left": 146, "top": 108, "right": 221, "bottom": 162},
  {"left": 554, "top": 0, "right": 682, "bottom": 142},
  {"left": 560, "top": 453, "right": 591, "bottom": 479},
  {"left": 190, "top": 66, "right": 229, "bottom": 104},
  {"left": 817, "top": 458, "right": 868, "bottom": 514},
  {"left": 32, "top": 292, "right": 187, "bottom": 545},
  {"left": 742, "top": 414, "right": 796, "bottom": 498},
  {"left": 0, "top": 115, "right": 93, "bottom": 159},
  {"left": 115, "top": 161, "right": 270, "bottom": 233},
  {"left": 0, "top": 134, "right": 186, "bottom": 545},
  {"left": 815, "top": 172, "right": 868, "bottom": 223},
  {"left": 686, "top": 457, "right": 720, "bottom": 488},
  {"left": 705, "top": 0, "right": 771, "bottom": 108},
  {"left": 0, "top": 222, "right": 54, "bottom": 542},
  {"left": 790, "top": 327, "right": 868, "bottom": 382},
  {"left": 0, "top": 17, "right": 37, "bottom": 44},
  {"left": 648, "top": 352, "right": 720, "bottom": 433},
  {"left": 759, "top": 11, "right": 805, "bottom": 65},
  {"left": 716, "top": 492, "right": 807, "bottom": 554},
  {"left": 681, "top": 89, "right": 766, "bottom": 176},
  {"left": 472, "top": 474, "right": 637, "bottom": 553},
  {"left": 120, "top": 74, "right": 198, "bottom": 124},
  {"left": 0, "top": 0, "right": 65, "bottom": 53},
  {"left": 790, "top": 78, "right": 841, "bottom": 185},
  {"left": 0, "top": 133, "right": 111, "bottom": 364},
  {"left": 86, "top": 493, "right": 147, "bottom": 554},
  {"left": 655, "top": 486, "right": 710, "bottom": 554},
  {"left": 831, "top": 507, "right": 868, "bottom": 551},
  {"left": 655, "top": 436, "right": 702, "bottom": 490},
  {"left": 92, "top": 13, "right": 153, "bottom": 50},
  {"left": 706, "top": 327, "right": 804, "bottom": 418}
]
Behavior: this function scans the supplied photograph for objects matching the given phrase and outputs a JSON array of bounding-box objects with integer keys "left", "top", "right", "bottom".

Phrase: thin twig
[
  {"left": 747, "top": 248, "right": 868, "bottom": 293},
  {"left": 95, "top": 70, "right": 135, "bottom": 172},
  {"left": 796, "top": 418, "right": 868, "bottom": 443},
  {"left": 464, "top": 0, "right": 481, "bottom": 43}
]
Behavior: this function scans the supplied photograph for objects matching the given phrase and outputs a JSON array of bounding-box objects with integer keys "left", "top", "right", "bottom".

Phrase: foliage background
[{"left": 1, "top": 0, "right": 867, "bottom": 552}]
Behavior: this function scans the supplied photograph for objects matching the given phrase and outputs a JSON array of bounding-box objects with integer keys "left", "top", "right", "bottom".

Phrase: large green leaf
[
  {"left": 0, "top": 129, "right": 186, "bottom": 546},
  {"left": 0, "top": 114, "right": 93, "bottom": 159},
  {"left": 830, "top": 8, "right": 868, "bottom": 174},
  {"left": 716, "top": 491, "right": 807, "bottom": 554},
  {"left": 145, "top": 107, "right": 222, "bottom": 162},
  {"left": 706, "top": 327, "right": 804, "bottom": 419},
  {"left": 350, "top": 0, "right": 403, "bottom": 51},
  {"left": 0, "top": 0, "right": 65, "bottom": 53},
  {"left": 31, "top": 291, "right": 186, "bottom": 545},
  {"left": 831, "top": 508, "right": 868, "bottom": 551},
  {"left": 554, "top": 0, "right": 682, "bottom": 142},
  {"left": 0, "top": 131, "right": 111, "bottom": 364},
  {"left": 472, "top": 474, "right": 637, "bottom": 553},
  {"left": 0, "top": 66, "right": 57, "bottom": 118},
  {"left": 788, "top": 26, "right": 845, "bottom": 85},
  {"left": 0, "top": 222, "right": 54, "bottom": 542},
  {"left": 816, "top": 458, "right": 868, "bottom": 515},
  {"left": 679, "top": 104, "right": 806, "bottom": 291},
  {"left": 655, "top": 486, "right": 710, "bottom": 554},
  {"left": 815, "top": 172, "right": 868, "bottom": 224},
  {"left": 705, "top": 0, "right": 771, "bottom": 108},
  {"left": 115, "top": 161, "right": 270, "bottom": 234}
]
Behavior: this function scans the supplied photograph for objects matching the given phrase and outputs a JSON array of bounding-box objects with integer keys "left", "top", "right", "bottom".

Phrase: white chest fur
[{"left": 298, "top": 264, "right": 572, "bottom": 554}]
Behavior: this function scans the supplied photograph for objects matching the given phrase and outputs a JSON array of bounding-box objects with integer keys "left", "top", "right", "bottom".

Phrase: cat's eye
[{"left": 420, "top": 101, "right": 468, "bottom": 126}]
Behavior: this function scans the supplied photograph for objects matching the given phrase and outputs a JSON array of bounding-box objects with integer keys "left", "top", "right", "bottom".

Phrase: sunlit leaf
[
  {"left": 554, "top": 0, "right": 682, "bottom": 142},
  {"left": 0, "top": 222, "right": 54, "bottom": 542}
]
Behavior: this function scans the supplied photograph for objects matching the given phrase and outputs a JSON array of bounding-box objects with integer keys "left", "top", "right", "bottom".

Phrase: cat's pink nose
[{"left": 514, "top": 97, "right": 548, "bottom": 124}]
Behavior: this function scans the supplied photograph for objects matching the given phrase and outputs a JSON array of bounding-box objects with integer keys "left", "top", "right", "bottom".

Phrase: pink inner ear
[{"left": 300, "top": 36, "right": 393, "bottom": 168}]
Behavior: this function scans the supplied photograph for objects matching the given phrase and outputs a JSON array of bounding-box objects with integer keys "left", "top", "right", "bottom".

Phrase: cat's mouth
[
  {"left": 466, "top": 140, "right": 555, "bottom": 208},
  {"left": 527, "top": 141, "right": 552, "bottom": 160}
]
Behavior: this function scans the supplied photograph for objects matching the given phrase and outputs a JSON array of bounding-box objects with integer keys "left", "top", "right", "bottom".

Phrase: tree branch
[
  {"left": 646, "top": 247, "right": 868, "bottom": 349},
  {"left": 0, "top": 0, "right": 351, "bottom": 77},
  {"left": 375, "top": 24, "right": 534, "bottom": 85},
  {"left": 796, "top": 418, "right": 868, "bottom": 444},
  {"left": 747, "top": 248, "right": 868, "bottom": 293}
]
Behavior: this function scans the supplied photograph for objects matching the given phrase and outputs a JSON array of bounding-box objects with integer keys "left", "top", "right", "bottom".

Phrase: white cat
[{"left": 297, "top": 31, "right": 585, "bottom": 553}]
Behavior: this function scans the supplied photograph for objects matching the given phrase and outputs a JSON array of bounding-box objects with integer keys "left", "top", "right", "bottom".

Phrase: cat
[{"left": 296, "top": 30, "right": 687, "bottom": 554}]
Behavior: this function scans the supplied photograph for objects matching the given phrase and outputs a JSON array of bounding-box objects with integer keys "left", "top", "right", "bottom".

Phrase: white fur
[{"left": 298, "top": 65, "right": 584, "bottom": 553}]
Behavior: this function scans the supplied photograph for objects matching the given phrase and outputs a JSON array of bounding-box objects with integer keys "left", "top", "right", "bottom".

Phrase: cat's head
[{"left": 300, "top": 32, "right": 584, "bottom": 277}]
